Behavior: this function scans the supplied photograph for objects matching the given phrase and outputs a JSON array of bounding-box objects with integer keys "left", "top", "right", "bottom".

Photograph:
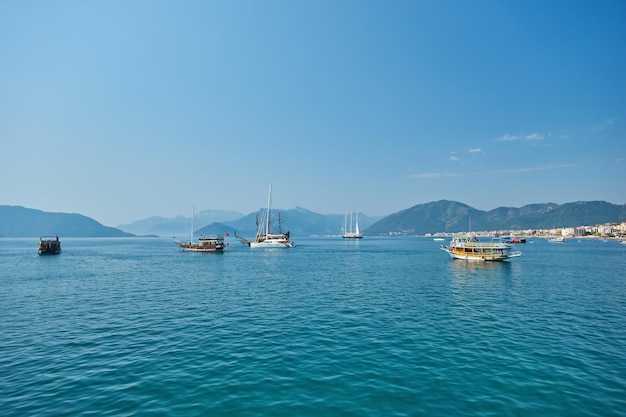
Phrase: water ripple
[{"left": 1, "top": 237, "right": 625, "bottom": 416}]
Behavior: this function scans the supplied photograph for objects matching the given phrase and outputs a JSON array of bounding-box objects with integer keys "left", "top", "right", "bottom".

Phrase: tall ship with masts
[
  {"left": 341, "top": 211, "right": 363, "bottom": 239},
  {"left": 237, "top": 185, "right": 294, "bottom": 248}
]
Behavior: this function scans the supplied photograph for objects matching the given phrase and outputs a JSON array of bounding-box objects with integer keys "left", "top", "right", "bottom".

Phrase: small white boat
[
  {"left": 440, "top": 233, "right": 522, "bottom": 262},
  {"left": 547, "top": 237, "right": 565, "bottom": 243}
]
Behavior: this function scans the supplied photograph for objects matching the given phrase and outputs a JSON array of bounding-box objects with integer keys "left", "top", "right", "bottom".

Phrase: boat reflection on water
[{"left": 447, "top": 258, "right": 522, "bottom": 290}]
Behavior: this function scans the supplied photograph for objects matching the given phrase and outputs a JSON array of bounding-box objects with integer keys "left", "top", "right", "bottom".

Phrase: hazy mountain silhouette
[
  {"left": 2, "top": 201, "right": 624, "bottom": 238},
  {"left": 118, "top": 209, "right": 244, "bottom": 236},
  {"left": 196, "top": 207, "right": 381, "bottom": 238},
  {"left": 0, "top": 206, "right": 134, "bottom": 237}
]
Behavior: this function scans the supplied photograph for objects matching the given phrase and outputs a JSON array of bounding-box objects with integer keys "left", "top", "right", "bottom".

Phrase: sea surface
[{"left": 1, "top": 236, "right": 625, "bottom": 416}]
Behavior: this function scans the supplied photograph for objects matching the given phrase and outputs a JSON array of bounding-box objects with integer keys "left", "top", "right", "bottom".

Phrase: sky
[{"left": 1, "top": 0, "right": 625, "bottom": 227}]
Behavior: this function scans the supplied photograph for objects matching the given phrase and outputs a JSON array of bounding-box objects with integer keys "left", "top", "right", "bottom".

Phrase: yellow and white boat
[{"left": 440, "top": 233, "right": 522, "bottom": 262}]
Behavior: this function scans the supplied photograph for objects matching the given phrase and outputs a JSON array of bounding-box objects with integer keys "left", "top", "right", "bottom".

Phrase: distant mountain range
[
  {"left": 193, "top": 208, "right": 381, "bottom": 239},
  {"left": 117, "top": 209, "right": 244, "bottom": 237},
  {"left": 1, "top": 201, "right": 624, "bottom": 238}
]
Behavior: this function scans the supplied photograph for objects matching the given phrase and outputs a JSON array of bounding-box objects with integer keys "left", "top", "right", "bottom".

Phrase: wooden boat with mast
[{"left": 174, "top": 207, "right": 225, "bottom": 252}]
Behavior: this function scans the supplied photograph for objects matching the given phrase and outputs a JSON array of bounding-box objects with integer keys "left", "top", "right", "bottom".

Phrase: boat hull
[
  {"left": 38, "top": 247, "right": 62, "bottom": 255},
  {"left": 250, "top": 240, "right": 294, "bottom": 248},
  {"left": 548, "top": 238, "right": 565, "bottom": 243},
  {"left": 177, "top": 245, "right": 224, "bottom": 252},
  {"left": 441, "top": 247, "right": 521, "bottom": 261}
]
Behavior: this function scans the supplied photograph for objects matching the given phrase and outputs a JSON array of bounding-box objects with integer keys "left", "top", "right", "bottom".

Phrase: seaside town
[{"left": 425, "top": 222, "right": 626, "bottom": 240}]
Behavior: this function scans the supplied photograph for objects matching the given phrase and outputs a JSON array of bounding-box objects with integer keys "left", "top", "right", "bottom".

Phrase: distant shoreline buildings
[{"left": 424, "top": 222, "right": 626, "bottom": 239}]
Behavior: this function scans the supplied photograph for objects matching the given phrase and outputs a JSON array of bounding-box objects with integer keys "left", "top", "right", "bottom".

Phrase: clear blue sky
[{"left": 1, "top": 1, "right": 624, "bottom": 227}]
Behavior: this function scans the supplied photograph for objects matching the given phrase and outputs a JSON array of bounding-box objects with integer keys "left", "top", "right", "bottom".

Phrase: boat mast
[
  {"left": 191, "top": 206, "right": 195, "bottom": 243},
  {"left": 355, "top": 211, "right": 360, "bottom": 235},
  {"left": 266, "top": 184, "right": 272, "bottom": 236},
  {"left": 349, "top": 211, "right": 353, "bottom": 234}
]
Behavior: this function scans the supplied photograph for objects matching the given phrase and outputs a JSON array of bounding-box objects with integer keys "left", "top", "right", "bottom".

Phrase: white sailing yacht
[
  {"left": 247, "top": 185, "right": 294, "bottom": 248},
  {"left": 341, "top": 211, "right": 363, "bottom": 239}
]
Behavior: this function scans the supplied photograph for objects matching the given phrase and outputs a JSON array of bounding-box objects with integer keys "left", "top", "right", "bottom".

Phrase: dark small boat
[{"left": 38, "top": 236, "right": 61, "bottom": 255}]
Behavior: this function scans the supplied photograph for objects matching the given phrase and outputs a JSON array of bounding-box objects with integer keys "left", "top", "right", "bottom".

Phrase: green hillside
[{"left": 365, "top": 200, "right": 626, "bottom": 235}]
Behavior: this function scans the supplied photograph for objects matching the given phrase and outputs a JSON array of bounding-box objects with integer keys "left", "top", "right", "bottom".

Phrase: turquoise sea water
[{"left": 1, "top": 237, "right": 625, "bottom": 416}]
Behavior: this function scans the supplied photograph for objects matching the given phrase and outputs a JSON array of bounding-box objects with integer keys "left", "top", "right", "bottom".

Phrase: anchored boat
[
  {"left": 341, "top": 211, "right": 363, "bottom": 239},
  {"left": 237, "top": 185, "right": 294, "bottom": 248},
  {"left": 175, "top": 235, "right": 225, "bottom": 252},
  {"left": 38, "top": 236, "right": 61, "bottom": 255},
  {"left": 174, "top": 207, "right": 225, "bottom": 252},
  {"left": 440, "top": 233, "right": 522, "bottom": 261}
]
